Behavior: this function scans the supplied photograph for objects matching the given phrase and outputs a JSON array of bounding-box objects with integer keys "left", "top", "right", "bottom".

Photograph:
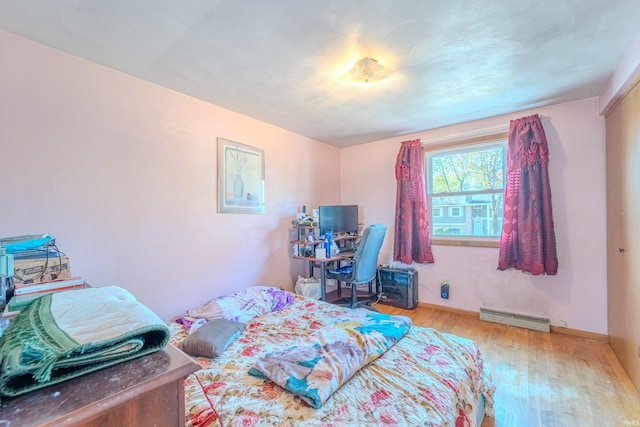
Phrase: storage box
[{"left": 12, "top": 256, "right": 71, "bottom": 285}]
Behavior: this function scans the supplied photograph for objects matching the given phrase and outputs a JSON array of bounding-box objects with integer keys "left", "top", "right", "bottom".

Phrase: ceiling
[{"left": 1, "top": 1, "right": 639, "bottom": 148}]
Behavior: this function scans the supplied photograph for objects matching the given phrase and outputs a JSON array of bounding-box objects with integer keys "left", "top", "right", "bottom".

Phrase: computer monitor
[{"left": 319, "top": 205, "right": 359, "bottom": 235}]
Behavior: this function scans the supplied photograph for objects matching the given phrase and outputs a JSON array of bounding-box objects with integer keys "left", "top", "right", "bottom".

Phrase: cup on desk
[{"left": 315, "top": 247, "right": 326, "bottom": 259}]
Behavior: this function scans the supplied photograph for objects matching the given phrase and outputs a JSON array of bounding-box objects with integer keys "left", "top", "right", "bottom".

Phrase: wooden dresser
[{"left": 0, "top": 344, "right": 199, "bottom": 426}]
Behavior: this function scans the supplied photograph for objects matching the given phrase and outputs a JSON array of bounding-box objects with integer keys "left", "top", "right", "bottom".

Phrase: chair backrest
[{"left": 352, "top": 224, "right": 386, "bottom": 283}]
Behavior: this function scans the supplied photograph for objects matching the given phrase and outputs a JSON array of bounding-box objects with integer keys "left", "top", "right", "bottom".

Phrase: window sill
[{"left": 432, "top": 238, "right": 499, "bottom": 248}]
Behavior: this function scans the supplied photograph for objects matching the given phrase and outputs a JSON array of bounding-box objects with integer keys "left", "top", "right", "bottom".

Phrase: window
[
  {"left": 425, "top": 133, "right": 507, "bottom": 247},
  {"left": 448, "top": 207, "right": 463, "bottom": 217}
]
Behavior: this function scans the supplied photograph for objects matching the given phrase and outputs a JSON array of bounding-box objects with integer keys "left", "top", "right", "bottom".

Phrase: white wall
[
  {"left": 341, "top": 98, "right": 608, "bottom": 334},
  {"left": 0, "top": 30, "right": 342, "bottom": 321}
]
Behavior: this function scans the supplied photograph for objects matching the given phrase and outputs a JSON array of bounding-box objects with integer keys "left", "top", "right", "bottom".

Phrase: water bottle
[
  {"left": 325, "top": 233, "right": 332, "bottom": 258},
  {"left": 330, "top": 240, "right": 339, "bottom": 257}
]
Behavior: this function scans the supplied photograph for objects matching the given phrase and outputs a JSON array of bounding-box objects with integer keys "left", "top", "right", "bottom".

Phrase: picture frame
[{"left": 217, "top": 138, "right": 265, "bottom": 213}]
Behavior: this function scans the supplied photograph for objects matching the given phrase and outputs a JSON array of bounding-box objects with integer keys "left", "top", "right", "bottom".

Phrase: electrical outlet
[
  {"left": 557, "top": 320, "right": 567, "bottom": 328},
  {"left": 440, "top": 283, "right": 449, "bottom": 299}
]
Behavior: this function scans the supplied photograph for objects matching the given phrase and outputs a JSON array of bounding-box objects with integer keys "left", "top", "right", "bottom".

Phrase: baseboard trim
[
  {"left": 417, "top": 302, "right": 609, "bottom": 343},
  {"left": 549, "top": 325, "right": 608, "bottom": 342},
  {"left": 417, "top": 302, "right": 478, "bottom": 317}
]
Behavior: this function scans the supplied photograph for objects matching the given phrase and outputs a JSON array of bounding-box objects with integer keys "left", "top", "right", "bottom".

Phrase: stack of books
[{"left": 3, "top": 277, "right": 86, "bottom": 317}]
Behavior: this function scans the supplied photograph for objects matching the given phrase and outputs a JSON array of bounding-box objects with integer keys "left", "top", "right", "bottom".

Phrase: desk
[
  {"left": 293, "top": 253, "right": 353, "bottom": 301},
  {"left": 0, "top": 344, "right": 199, "bottom": 426}
]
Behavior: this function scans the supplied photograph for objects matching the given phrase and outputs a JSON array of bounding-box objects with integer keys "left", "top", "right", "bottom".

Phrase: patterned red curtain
[
  {"left": 498, "top": 114, "right": 558, "bottom": 275},
  {"left": 393, "top": 139, "right": 434, "bottom": 264}
]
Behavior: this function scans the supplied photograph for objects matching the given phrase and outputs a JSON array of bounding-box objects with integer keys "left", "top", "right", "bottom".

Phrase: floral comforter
[
  {"left": 249, "top": 311, "right": 412, "bottom": 409},
  {"left": 169, "top": 292, "right": 495, "bottom": 427}
]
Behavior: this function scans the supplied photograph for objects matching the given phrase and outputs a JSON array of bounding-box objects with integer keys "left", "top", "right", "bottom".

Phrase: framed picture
[{"left": 218, "top": 138, "right": 265, "bottom": 213}]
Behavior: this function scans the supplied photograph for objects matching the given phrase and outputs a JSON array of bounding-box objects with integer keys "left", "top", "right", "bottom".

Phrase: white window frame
[{"left": 424, "top": 132, "right": 508, "bottom": 248}]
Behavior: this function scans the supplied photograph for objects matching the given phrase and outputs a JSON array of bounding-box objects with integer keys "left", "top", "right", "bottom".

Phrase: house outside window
[{"left": 425, "top": 133, "right": 508, "bottom": 247}]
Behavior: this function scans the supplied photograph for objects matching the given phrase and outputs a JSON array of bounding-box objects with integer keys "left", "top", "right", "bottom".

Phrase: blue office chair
[{"left": 326, "top": 224, "right": 386, "bottom": 309}]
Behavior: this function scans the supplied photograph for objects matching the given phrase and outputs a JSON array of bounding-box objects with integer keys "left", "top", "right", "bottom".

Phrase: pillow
[
  {"left": 181, "top": 319, "right": 245, "bottom": 358},
  {"left": 186, "top": 286, "right": 295, "bottom": 323}
]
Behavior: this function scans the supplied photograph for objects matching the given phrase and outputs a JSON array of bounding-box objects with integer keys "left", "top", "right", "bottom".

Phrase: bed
[{"left": 168, "top": 286, "right": 495, "bottom": 427}]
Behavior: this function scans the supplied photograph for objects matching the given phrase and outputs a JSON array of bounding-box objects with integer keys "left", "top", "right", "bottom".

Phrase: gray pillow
[{"left": 181, "top": 319, "right": 245, "bottom": 358}]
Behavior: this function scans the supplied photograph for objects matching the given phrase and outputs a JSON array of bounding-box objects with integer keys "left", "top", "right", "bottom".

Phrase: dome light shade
[{"left": 339, "top": 57, "right": 393, "bottom": 84}]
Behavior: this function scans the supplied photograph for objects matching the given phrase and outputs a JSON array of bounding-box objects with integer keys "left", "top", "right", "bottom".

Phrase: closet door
[{"left": 606, "top": 78, "right": 640, "bottom": 391}]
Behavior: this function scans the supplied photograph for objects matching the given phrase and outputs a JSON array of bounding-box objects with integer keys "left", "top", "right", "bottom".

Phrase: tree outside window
[{"left": 425, "top": 136, "right": 507, "bottom": 245}]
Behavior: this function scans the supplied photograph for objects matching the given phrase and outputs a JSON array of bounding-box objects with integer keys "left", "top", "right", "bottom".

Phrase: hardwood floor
[{"left": 374, "top": 302, "right": 640, "bottom": 427}]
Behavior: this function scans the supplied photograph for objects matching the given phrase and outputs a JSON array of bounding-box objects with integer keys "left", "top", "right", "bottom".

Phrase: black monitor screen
[{"left": 319, "top": 205, "right": 359, "bottom": 235}]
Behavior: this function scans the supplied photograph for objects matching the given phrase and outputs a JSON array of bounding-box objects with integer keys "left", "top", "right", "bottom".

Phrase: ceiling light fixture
[{"left": 339, "top": 57, "right": 393, "bottom": 84}]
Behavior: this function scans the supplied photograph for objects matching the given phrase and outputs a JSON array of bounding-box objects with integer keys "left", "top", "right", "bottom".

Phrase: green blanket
[{"left": 0, "top": 286, "right": 170, "bottom": 397}]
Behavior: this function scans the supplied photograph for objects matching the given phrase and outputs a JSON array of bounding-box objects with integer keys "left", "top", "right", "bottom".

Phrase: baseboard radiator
[{"left": 479, "top": 308, "right": 550, "bottom": 333}]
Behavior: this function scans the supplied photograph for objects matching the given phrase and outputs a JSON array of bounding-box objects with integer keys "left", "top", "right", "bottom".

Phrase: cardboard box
[{"left": 13, "top": 256, "right": 71, "bottom": 285}]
